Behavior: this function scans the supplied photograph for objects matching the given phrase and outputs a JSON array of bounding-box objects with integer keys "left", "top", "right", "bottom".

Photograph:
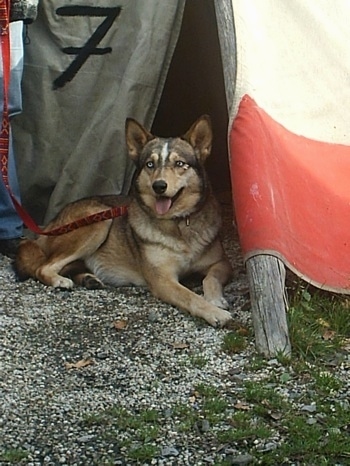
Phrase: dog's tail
[{"left": 15, "top": 239, "right": 47, "bottom": 281}]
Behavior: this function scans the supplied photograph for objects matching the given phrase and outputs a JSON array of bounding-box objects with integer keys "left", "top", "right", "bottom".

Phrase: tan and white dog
[{"left": 16, "top": 116, "right": 233, "bottom": 327}]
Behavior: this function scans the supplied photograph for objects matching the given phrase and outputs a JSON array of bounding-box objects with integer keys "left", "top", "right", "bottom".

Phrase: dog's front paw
[
  {"left": 52, "top": 276, "right": 74, "bottom": 289},
  {"left": 207, "top": 308, "right": 232, "bottom": 328}
]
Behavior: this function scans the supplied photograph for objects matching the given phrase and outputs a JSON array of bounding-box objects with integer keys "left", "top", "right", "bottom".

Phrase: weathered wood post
[
  {"left": 214, "top": 0, "right": 292, "bottom": 357},
  {"left": 246, "top": 255, "right": 291, "bottom": 357}
]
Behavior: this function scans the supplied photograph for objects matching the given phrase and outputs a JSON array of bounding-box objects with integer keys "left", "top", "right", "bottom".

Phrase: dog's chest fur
[{"left": 129, "top": 195, "right": 222, "bottom": 260}]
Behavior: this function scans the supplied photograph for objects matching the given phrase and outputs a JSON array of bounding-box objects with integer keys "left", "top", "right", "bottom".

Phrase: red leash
[{"left": 0, "top": 1, "right": 127, "bottom": 236}]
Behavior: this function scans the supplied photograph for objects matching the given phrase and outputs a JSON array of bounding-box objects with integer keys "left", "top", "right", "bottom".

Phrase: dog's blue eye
[
  {"left": 176, "top": 160, "right": 185, "bottom": 167},
  {"left": 146, "top": 161, "right": 154, "bottom": 169}
]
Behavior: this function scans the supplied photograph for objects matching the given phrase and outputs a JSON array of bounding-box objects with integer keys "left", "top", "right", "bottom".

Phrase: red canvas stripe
[{"left": 230, "top": 94, "right": 350, "bottom": 293}]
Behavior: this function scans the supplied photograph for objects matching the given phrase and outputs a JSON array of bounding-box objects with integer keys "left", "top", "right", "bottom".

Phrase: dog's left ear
[
  {"left": 125, "top": 118, "right": 155, "bottom": 161},
  {"left": 183, "top": 115, "right": 212, "bottom": 161}
]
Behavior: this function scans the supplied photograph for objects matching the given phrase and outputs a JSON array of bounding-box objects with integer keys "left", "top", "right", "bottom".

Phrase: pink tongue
[{"left": 155, "top": 197, "right": 172, "bottom": 215}]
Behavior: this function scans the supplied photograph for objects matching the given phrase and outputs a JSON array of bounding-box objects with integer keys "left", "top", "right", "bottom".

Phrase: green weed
[
  {"left": 189, "top": 354, "right": 208, "bottom": 368},
  {"left": 0, "top": 449, "right": 29, "bottom": 463},
  {"left": 221, "top": 331, "right": 247, "bottom": 354},
  {"left": 127, "top": 443, "right": 158, "bottom": 462}
]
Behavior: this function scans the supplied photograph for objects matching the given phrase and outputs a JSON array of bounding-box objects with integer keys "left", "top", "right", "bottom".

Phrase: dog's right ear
[{"left": 125, "top": 118, "right": 154, "bottom": 161}]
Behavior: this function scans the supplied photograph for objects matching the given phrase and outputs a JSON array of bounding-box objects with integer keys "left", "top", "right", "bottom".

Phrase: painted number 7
[{"left": 54, "top": 6, "right": 122, "bottom": 89}]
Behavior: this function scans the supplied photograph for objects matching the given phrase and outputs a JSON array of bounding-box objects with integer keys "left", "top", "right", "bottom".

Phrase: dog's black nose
[{"left": 152, "top": 180, "right": 167, "bottom": 194}]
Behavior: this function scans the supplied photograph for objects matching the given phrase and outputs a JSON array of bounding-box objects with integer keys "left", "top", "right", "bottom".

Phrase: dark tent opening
[{"left": 152, "top": 0, "right": 231, "bottom": 195}]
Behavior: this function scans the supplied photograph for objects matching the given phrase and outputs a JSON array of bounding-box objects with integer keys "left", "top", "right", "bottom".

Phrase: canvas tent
[{"left": 10, "top": 0, "right": 350, "bottom": 356}]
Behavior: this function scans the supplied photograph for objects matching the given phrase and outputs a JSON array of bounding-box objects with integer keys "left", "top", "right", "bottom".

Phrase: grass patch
[
  {"left": 128, "top": 444, "right": 158, "bottom": 462},
  {"left": 82, "top": 407, "right": 161, "bottom": 461},
  {"left": 287, "top": 284, "right": 350, "bottom": 361},
  {"left": 172, "top": 403, "right": 199, "bottom": 433},
  {"left": 312, "top": 368, "right": 344, "bottom": 394},
  {"left": 221, "top": 331, "right": 247, "bottom": 354},
  {"left": 189, "top": 354, "right": 208, "bottom": 368},
  {"left": 263, "top": 411, "right": 350, "bottom": 465},
  {"left": 244, "top": 381, "right": 289, "bottom": 412},
  {"left": 222, "top": 282, "right": 350, "bottom": 464},
  {"left": 217, "top": 411, "right": 272, "bottom": 443},
  {"left": 217, "top": 376, "right": 350, "bottom": 464},
  {"left": 225, "top": 285, "right": 350, "bottom": 464},
  {"left": 176, "top": 383, "right": 230, "bottom": 427},
  {"left": 0, "top": 449, "right": 29, "bottom": 463},
  {"left": 195, "top": 382, "right": 219, "bottom": 398}
]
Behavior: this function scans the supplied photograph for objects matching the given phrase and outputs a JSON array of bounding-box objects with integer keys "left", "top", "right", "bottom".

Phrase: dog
[{"left": 16, "top": 115, "right": 233, "bottom": 327}]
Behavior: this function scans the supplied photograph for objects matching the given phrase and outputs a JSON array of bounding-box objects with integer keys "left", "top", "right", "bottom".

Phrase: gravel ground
[{"left": 0, "top": 202, "right": 349, "bottom": 465}]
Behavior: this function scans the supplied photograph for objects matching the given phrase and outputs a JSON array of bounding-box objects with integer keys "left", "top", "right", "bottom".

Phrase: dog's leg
[
  {"left": 36, "top": 222, "right": 112, "bottom": 289},
  {"left": 38, "top": 259, "right": 105, "bottom": 289},
  {"left": 36, "top": 254, "right": 83, "bottom": 289},
  {"left": 60, "top": 261, "right": 104, "bottom": 289},
  {"left": 202, "top": 259, "right": 232, "bottom": 309},
  {"left": 149, "top": 276, "right": 232, "bottom": 328}
]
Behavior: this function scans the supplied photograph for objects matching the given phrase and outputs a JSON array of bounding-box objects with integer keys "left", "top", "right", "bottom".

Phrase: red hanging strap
[
  {"left": 0, "top": 0, "right": 11, "bottom": 190},
  {"left": 0, "top": 2, "right": 127, "bottom": 236}
]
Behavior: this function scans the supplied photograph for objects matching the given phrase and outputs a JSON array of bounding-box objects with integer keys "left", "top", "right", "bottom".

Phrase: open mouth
[{"left": 155, "top": 188, "right": 184, "bottom": 215}]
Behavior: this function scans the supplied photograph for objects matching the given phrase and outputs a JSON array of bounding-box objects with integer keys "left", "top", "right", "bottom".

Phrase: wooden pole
[{"left": 246, "top": 255, "right": 291, "bottom": 357}]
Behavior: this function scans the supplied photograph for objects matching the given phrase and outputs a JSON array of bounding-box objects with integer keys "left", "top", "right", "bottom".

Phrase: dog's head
[{"left": 125, "top": 116, "right": 213, "bottom": 219}]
